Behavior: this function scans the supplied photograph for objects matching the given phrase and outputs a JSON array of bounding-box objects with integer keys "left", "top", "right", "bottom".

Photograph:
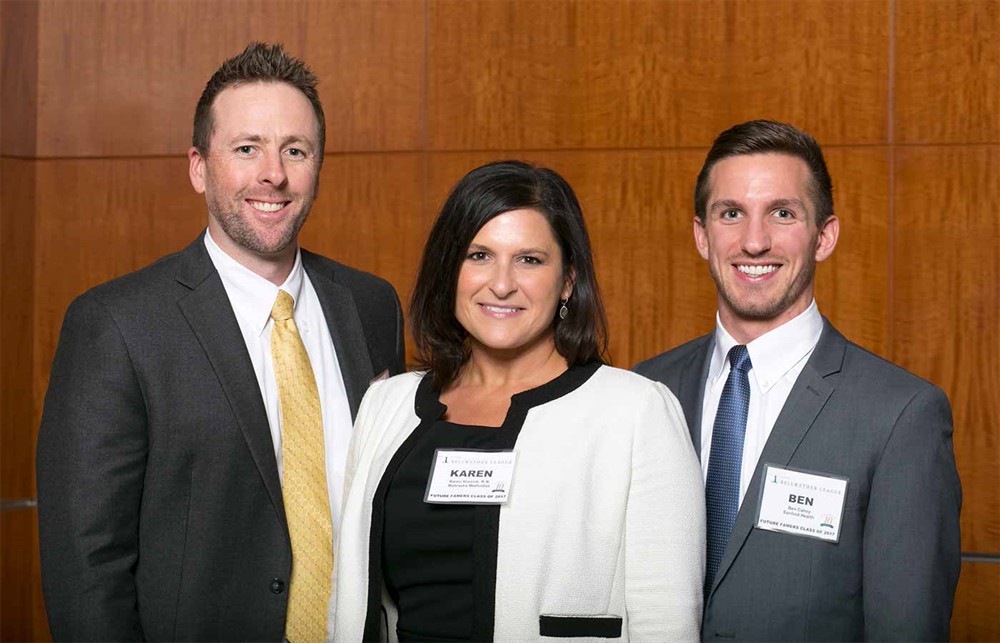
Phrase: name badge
[
  {"left": 424, "top": 449, "right": 517, "bottom": 505},
  {"left": 755, "top": 464, "right": 849, "bottom": 543}
]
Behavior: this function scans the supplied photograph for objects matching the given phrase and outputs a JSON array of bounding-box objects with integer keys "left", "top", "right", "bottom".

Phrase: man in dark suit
[
  {"left": 635, "top": 120, "right": 961, "bottom": 641},
  {"left": 36, "top": 43, "right": 405, "bottom": 641}
]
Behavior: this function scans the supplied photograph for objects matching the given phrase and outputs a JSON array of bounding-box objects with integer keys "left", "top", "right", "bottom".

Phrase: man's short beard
[
  {"left": 207, "top": 193, "right": 311, "bottom": 257},
  {"left": 710, "top": 258, "right": 816, "bottom": 321}
]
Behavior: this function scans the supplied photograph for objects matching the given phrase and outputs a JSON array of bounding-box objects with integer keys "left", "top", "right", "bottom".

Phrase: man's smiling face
[
  {"left": 189, "top": 81, "right": 321, "bottom": 267},
  {"left": 694, "top": 152, "right": 838, "bottom": 341}
]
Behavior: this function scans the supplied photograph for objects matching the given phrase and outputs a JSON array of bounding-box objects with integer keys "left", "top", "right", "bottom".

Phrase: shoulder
[
  {"left": 582, "top": 365, "right": 685, "bottom": 417},
  {"left": 357, "top": 371, "right": 424, "bottom": 421},
  {"left": 633, "top": 333, "right": 712, "bottom": 379},
  {"left": 589, "top": 364, "right": 670, "bottom": 395},
  {"left": 811, "top": 324, "right": 952, "bottom": 436},
  {"left": 65, "top": 241, "right": 202, "bottom": 319},
  {"left": 354, "top": 372, "right": 424, "bottom": 449},
  {"left": 301, "top": 249, "right": 398, "bottom": 301},
  {"left": 845, "top": 342, "right": 939, "bottom": 391},
  {"left": 580, "top": 366, "right": 695, "bottom": 459},
  {"left": 823, "top": 327, "right": 948, "bottom": 406},
  {"left": 366, "top": 371, "right": 423, "bottom": 401}
]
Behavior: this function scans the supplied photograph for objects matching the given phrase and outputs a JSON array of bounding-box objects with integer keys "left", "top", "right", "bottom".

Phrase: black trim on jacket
[{"left": 361, "top": 361, "right": 602, "bottom": 641}]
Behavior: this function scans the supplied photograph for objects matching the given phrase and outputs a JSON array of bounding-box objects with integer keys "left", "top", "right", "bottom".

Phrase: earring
[{"left": 559, "top": 299, "right": 569, "bottom": 320}]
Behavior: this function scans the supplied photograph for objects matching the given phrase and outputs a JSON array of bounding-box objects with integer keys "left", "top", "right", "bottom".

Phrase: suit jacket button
[{"left": 270, "top": 578, "right": 286, "bottom": 594}]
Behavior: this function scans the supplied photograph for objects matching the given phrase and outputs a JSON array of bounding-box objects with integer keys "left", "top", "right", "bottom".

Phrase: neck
[
  {"left": 718, "top": 299, "right": 813, "bottom": 345},
  {"left": 208, "top": 225, "right": 297, "bottom": 286},
  {"left": 718, "top": 316, "right": 778, "bottom": 345},
  {"left": 459, "top": 338, "right": 568, "bottom": 390}
]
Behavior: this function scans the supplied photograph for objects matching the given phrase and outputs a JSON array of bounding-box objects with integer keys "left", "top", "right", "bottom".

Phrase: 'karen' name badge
[
  {"left": 424, "top": 449, "right": 517, "bottom": 505},
  {"left": 755, "top": 464, "right": 849, "bottom": 543}
]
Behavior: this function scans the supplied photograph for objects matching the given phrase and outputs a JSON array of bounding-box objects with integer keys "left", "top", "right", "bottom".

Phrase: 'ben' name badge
[
  {"left": 424, "top": 449, "right": 517, "bottom": 505},
  {"left": 755, "top": 464, "right": 849, "bottom": 543}
]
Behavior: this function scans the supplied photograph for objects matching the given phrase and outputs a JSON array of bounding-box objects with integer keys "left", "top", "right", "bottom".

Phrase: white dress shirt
[
  {"left": 700, "top": 300, "right": 824, "bottom": 507},
  {"left": 205, "top": 230, "right": 352, "bottom": 638}
]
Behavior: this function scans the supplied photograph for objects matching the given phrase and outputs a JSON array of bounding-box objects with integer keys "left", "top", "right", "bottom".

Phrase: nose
[
  {"left": 488, "top": 260, "right": 517, "bottom": 298},
  {"left": 257, "top": 152, "right": 288, "bottom": 188},
  {"left": 741, "top": 214, "right": 771, "bottom": 256}
]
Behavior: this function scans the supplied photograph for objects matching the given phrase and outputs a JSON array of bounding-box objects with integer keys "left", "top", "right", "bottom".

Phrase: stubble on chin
[
  {"left": 709, "top": 259, "right": 816, "bottom": 322},
  {"left": 208, "top": 193, "right": 312, "bottom": 256}
]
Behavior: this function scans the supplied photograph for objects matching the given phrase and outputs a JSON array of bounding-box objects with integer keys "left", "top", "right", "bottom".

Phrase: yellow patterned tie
[{"left": 270, "top": 290, "right": 332, "bottom": 643}]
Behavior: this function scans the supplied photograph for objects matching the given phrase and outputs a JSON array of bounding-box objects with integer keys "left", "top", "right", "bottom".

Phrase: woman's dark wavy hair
[{"left": 410, "top": 160, "right": 608, "bottom": 390}]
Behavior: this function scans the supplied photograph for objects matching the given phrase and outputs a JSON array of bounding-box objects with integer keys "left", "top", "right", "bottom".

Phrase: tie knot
[
  {"left": 271, "top": 290, "right": 295, "bottom": 321},
  {"left": 728, "top": 344, "right": 752, "bottom": 373}
]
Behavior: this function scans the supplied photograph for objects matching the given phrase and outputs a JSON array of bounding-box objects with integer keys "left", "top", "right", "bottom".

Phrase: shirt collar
[
  {"left": 203, "top": 228, "right": 305, "bottom": 335},
  {"left": 710, "top": 300, "right": 824, "bottom": 393}
]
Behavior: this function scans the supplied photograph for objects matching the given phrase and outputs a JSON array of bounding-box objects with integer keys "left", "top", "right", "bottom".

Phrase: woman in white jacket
[{"left": 334, "top": 161, "right": 704, "bottom": 642}]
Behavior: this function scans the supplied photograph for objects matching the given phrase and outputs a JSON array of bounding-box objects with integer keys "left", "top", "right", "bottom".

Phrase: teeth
[
  {"left": 737, "top": 264, "right": 777, "bottom": 276},
  {"left": 249, "top": 200, "right": 284, "bottom": 212},
  {"left": 484, "top": 305, "right": 518, "bottom": 314}
]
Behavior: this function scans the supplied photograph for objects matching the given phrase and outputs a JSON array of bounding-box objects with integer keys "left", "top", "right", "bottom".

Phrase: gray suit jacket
[
  {"left": 36, "top": 235, "right": 406, "bottom": 641},
  {"left": 634, "top": 320, "right": 961, "bottom": 642}
]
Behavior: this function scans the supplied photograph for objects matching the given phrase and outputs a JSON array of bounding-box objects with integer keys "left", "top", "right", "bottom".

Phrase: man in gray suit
[
  {"left": 635, "top": 120, "right": 961, "bottom": 641},
  {"left": 36, "top": 43, "right": 405, "bottom": 641}
]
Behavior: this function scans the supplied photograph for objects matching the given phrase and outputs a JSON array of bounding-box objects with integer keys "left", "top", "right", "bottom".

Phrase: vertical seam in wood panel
[
  {"left": 887, "top": 0, "right": 896, "bottom": 362},
  {"left": 29, "top": 1, "right": 42, "bottom": 501},
  {"left": 421, "top": 0, "right": 430, "bottom": 152},
  {"left": 421, "top": 3, "right": 430, "bottom": 214},
  {"left": 419, "top": 0, "right": 430, "bottom": 331}
]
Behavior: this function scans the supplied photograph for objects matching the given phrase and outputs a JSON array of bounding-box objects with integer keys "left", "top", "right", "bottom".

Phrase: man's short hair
[
  {"left": 694, "top": 120, "right": 833, "bottom": 225},
  {"left": 192, "top": 42, "right": 326, "bottom": 160}
]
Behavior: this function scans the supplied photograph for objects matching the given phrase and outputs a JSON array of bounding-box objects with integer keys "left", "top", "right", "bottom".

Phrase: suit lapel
[
  {"left": 679, "top": 335, "right": 713, "bottom": 459},
  {"left": 174, "top": 238, "right": 286, "bottom": 527},
  {"left": 303, "top": 252, "right": 373, "bottom": 420},
  {"left": 709, "top": 320, "right": 846, "bottom": 597}
]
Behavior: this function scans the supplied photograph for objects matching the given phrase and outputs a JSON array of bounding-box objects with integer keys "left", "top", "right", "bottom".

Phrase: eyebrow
[
  {"left": 767, "top": 197, "right": 809, "bottom": 210},
  {"left": 708, "top": 197, "right": 809, "bottom": 212},
  {"left": 227, "top": 133, "right": 315, "bottom": 151},
  {"left": 708, "top": 199, "right": 744, "bottom": 212},
  {"left": 468, "top": 242, "right": 551, "bottom": 256}
]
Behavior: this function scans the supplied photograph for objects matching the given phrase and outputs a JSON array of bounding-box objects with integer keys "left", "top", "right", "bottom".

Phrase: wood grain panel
[
  {"left": 425, "top": 148, "right": 890, "bottom": 368},
  {"left": 33, "top": 158, "right": 206, "bottom": 405},
  {"left": 0, "top": 508, "right": 50, "bottom": 642},
  {"left": 428, "top": 0, "right": 887, "bottom": 151},
  {"left": 32, "top": 154, "right": 427, "bottom": 393},
  {"left": 895, "top": 0, "right": 1000, "bottom": 144},
  {"left": 297, "top": 152, "right": 427, "bottom": 357},
  {"left": 814, "top": 148, "right": 890, "bottom": 357},
  {"left": 426, "top": 151, "right": 717, "bottom": 368},
  {"left": 35, "top": 0, "right": 425, "bottom": 157},
  {"left": 892, "top": 146, "right": 1000, "bottom": 553},
  {"left": 1, "top": 160, "right": 37, "bottom": 501},
  {"left": 951, "top": 561, "right": 1000, "bottom": 642},
  {"left": 1, "top": 0, "right": 39, "bottom": 156}
]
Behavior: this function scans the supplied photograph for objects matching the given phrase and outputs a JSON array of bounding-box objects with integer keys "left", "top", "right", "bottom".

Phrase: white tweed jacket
[{"left": 332, "top": 363, "right": 704, "bottom": 642}]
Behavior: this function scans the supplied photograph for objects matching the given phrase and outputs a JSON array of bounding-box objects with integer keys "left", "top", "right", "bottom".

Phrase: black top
[
  {"left": 382, "top": 421, "right": 504, "bottom": 641},
  {"left": 362, "top": 361, "right": 602, "bottom": 642}
]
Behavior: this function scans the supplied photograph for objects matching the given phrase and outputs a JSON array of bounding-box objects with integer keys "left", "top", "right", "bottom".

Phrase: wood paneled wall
[{"left": 2, "top": 0, "right": 997, "bottom": 640}]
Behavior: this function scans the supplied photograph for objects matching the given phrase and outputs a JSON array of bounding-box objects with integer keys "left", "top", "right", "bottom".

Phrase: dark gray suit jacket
[
  {"left": 634, "top": 320, "right": 961, "bottom": 642},
  {"left": 36, "top": 236, "right": 405, "bottom": 641}
]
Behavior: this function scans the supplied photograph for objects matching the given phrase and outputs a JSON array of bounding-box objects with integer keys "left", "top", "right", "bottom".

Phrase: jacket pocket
[{"left": 539, "top": 614, "right": 623, "bottom": 638}]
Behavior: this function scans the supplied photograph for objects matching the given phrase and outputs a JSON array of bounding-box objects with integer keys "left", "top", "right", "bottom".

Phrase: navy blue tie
[{"left": 704, "top": 344, "right": 752, "bottom": 595}]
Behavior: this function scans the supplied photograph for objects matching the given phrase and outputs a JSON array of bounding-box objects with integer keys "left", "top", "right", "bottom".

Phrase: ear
[
  {"left": 562, "top": 266, "right": 576, "bottom": 301},
  {"left": 693, "top": 216, "right": 710, "bottom": 261},
  {"left": 814, "top": 215, "right": 839, "bottom": 263},
  {"left": 188, "top": 147, "right": 206, "bottom": 194}
]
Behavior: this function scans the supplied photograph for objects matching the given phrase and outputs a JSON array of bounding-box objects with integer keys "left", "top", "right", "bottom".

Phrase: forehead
[
  {"left": 473, "top": 209, "right": 559, "bottom": 246},
  {"left": 707, "top": 153, "right": 812, "bottom": 202},
  {"left": 209, "top": 81, "right": 319, "bottom": 143}
]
